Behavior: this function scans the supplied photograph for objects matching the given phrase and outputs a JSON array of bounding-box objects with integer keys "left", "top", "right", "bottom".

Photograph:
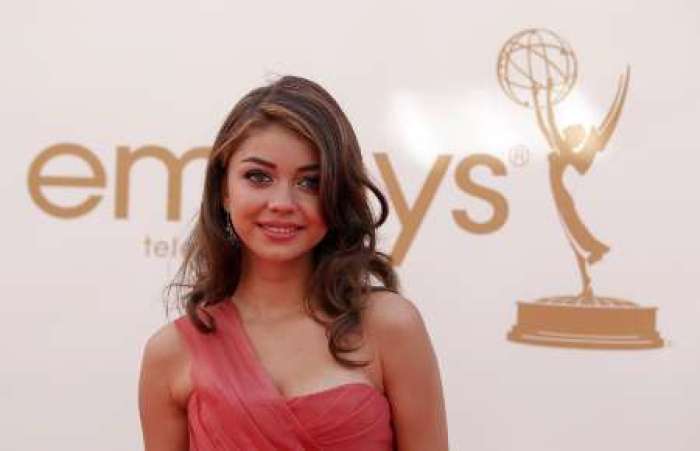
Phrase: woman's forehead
[{"left": 231, "top": 124, "right": 320, "bottom": 168}]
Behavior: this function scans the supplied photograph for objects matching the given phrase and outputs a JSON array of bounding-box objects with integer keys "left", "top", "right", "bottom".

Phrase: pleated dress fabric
[{"left": 174, "top": 300, "right": 395, "bottom": 451}]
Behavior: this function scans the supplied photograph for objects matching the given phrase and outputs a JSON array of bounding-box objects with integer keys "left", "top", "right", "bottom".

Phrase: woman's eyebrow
[
  {"left": 241, "top": 156, "right": 275, "bottom": 168},
  {"left": 240, "top": 156, "right": 319, "bottom": 172},
  {"left": 297, "top": 163, "right": 320, "bottom": 172}
]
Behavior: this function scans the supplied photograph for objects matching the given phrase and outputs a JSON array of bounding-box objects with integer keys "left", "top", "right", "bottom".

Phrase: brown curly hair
[{"left": 168, "top": 75, "right": 399, "bottom": 367}]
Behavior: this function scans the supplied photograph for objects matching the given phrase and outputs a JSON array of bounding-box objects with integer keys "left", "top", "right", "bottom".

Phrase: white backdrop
[{"left": 3, "top": 1, "right": 700, "bottom": 450}]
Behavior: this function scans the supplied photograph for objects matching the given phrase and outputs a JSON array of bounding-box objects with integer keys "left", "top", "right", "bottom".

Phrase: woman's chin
[{"left": 244, "top": 247, "right": 312, "bottom": 265}]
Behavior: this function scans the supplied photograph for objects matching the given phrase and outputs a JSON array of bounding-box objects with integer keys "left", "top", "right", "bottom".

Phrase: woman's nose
[{"left": 267, "top": 184, "right": 297, "bottom": 213}]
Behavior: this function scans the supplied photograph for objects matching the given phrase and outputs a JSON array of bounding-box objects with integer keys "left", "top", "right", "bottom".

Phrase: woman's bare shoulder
[
  {"left": 141, "top": 318, "right": 192, "bottom": 406},
  {"left": 362, "top": 290, "right": 426, "bottom": 345},
  {"left": 139, "top": 319, "right": 192, "bottom": 448},
  {"left": 142, "top": 320, "right": 189, "bottom": 372},
  {"left": 144, "top": 303, "right": 224, "bottom": 363}
]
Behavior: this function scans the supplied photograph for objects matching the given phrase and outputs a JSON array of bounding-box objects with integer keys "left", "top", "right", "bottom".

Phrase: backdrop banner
[{"left": 3, "top": 1, "right": 699, "bottom": 450}]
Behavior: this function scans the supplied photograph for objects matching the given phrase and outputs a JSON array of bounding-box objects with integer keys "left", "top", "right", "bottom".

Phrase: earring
[{"left": 224, "top": 211, "right": 239, "bottom": 246}]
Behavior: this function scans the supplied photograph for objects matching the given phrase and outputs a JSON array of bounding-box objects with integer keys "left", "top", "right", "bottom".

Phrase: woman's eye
[
  {"left": 298, "top": 175, "right": 320, "bottom": 191},
  {"left": 244, "top": 170, "right": 272, "bottom": 185}
]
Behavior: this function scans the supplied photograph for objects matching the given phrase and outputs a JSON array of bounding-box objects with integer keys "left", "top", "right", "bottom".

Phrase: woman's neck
[{"left": 233, "top": 253, "right": 314, "bottom": 321}]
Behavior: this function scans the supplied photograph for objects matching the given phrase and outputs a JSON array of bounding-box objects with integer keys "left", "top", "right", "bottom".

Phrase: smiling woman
[{"left": 137, "top": 75, "right": 448, "bottom": 451}]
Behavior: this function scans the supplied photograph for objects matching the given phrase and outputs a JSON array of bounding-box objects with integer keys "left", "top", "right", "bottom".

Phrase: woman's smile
[{"left": 257, "top": 222, "right": 305, "bottom": 242}]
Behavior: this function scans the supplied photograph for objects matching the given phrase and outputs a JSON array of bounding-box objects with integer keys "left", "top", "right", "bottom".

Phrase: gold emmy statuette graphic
[{"left": 498, "top": 29, "right": 663, "bottom": 349}]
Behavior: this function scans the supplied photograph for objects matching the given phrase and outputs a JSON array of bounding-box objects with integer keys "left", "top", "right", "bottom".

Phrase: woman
[{"left": 138, "top": 76, "right": 448, "bottom": 450}]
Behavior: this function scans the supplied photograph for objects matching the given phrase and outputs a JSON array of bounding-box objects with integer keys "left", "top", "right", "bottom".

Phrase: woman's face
[{"left": 223, "top": 123, "right": 327, "bottom": 265}]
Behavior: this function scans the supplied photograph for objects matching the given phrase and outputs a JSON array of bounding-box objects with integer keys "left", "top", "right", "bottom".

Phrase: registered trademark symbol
[{"left": 508, "top": 144, "right": 530, "bottom": 167}]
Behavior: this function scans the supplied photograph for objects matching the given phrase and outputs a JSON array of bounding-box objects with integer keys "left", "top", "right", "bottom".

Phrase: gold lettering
[
  {"left": 374, "top": 153, "right": 452, "bottom": 266},
  {"left": 27, "top": 143, "right": 106, "bottom": 218},
  {"left": 452, "top": 154, "right": 508, "bottom": 233},
  {"left": 115, "top": 146, "right": 210, "bottom": 220}
]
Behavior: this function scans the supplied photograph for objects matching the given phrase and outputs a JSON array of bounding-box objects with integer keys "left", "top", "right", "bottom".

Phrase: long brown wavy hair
[{"left": 169, "top": 75, "right": 399, "bottom": 367}]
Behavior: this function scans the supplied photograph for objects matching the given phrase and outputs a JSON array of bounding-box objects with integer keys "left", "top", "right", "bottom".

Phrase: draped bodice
[{"left": 174, "top": 301, "right": 394, "bottom": 450}]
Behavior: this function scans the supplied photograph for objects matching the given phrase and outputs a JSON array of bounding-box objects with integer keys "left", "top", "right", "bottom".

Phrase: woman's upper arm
[
  {"left": 366, "top": 292, "right": 449, "bottom": 451},
  {"left": 138, "top": 322, "right": 190, "bottom": 451}
]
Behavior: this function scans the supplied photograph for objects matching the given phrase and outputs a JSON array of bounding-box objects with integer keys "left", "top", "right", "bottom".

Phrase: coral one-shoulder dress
[{"left": 174, "top": 300, "right": 395, "bottom": 450}]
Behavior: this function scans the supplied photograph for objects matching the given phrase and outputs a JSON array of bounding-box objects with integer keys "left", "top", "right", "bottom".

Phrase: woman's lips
[{"left": 258, "top": 223, "right": 303, "bottom": 241}]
